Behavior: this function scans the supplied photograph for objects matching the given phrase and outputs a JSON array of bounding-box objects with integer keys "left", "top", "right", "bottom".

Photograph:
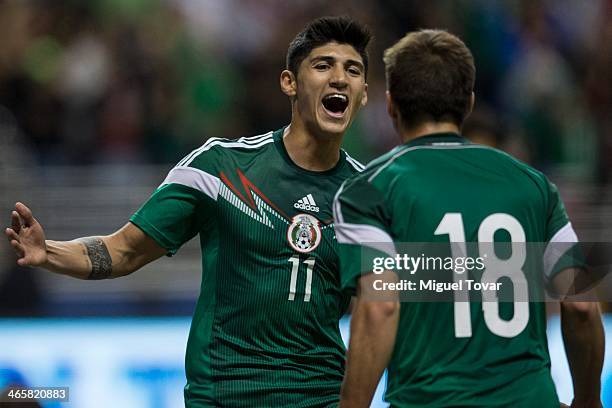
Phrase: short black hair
[{"left": 286, "top": 16, "right": 372, "bottom": 78}]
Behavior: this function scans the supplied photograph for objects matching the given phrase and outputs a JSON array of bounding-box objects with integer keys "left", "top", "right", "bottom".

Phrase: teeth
[{"left": 325, "top": 94, "right": 347, "bottom": 102}]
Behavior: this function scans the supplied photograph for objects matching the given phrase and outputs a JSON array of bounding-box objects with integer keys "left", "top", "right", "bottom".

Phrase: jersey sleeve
[
  {"left": 333, "top": 175, "right": 395, "bottom": 292},
  {"left": 542, "top": 179, "right": 584, "bottom": 280},
  {"left": 130, "top": 145, "right": 224, "bottom": 255}
]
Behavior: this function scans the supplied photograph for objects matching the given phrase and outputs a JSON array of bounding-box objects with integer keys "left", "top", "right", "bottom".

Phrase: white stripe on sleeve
[
  {"left": 161, "top": 166, "right": 221, "bottom": 201},
  {"left": 543, "top": 222, "right": 579, "bottom": 278},
  {"left": 335, "top": 222, "right": 397, "bottom": 258}
]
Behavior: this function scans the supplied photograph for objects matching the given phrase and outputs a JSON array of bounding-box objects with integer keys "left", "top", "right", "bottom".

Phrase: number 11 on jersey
[{"left": 288, "top": 256, "right": 315, "bottom": 302}]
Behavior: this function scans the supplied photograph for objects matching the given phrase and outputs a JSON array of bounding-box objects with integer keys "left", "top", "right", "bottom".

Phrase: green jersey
[
  {"left": 334, "top": 133, "right": 579, "bottom": 407},
  {"left": 131, "top": 128, "right": 363, "bottom": 407}
]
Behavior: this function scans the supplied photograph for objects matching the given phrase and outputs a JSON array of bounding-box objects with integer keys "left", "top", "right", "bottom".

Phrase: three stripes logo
[{"left": 294, "top": 194, "right": 319, "bottom": 213}]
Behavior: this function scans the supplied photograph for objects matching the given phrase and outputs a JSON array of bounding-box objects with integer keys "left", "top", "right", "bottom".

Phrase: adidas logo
[{"left": 294, "top": 194, "right": 319, "bottom": 213}]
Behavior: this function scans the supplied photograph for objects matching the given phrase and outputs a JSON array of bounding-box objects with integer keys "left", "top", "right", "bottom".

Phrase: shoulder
[
  {"left": 179, "top": 131, "right": 276, "bottom": 169},
  {"left": 160, "top": 131, "right": 276, "bottom": 189},
  {"left": 335, "top": 151, "right": 395, "bottom": 204},
  {"left": 342, "top": 150, "right": 365, "bottom": 174},
  {"left": 334, "top": 148, "right": 405, "bottom": 201},
  {"left": 376, "top": 142, "right": 550, "bottom": 185},
  {"left": 470, "top": 144, "right": 546, "bottom": 175},
  {"left": 466, "top": 144, "right": 553, "bottom": 193},
  {"left": 353, "top": 146, "right": 410, "bottom": 187}
]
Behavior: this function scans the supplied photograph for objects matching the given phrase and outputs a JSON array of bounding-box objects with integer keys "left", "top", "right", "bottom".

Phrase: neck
[
  {"left": 399, "top": 122, "right": 460, "bottom": 144},
  {"left": 282, "top": 121, "right": 343, "bottom": 172}
]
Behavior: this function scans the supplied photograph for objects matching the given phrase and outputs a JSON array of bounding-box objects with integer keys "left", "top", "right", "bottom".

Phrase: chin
[
  {"left": 318, "top": 121, "right": 348, "bottom": 137},
  {"left": 313, "top": 112, "right": 350, "bottom": 136}
]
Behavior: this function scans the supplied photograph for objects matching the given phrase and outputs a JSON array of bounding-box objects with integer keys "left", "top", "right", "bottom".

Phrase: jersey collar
[
  {"left": 404, "top": 132, "right": 468, "bottom": 148},
  {"left": 273, "top": 127, "right": 347, "bottom": 176}
]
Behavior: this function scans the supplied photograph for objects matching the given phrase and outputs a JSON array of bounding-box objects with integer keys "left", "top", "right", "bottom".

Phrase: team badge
[{"left": 287, "top": 214, "right": 321, "bottom": 253}]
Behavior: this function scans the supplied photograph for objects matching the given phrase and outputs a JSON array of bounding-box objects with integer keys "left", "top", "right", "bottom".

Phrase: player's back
[{"left": 338, "top": 133, "right": 569, "bottom": 407}]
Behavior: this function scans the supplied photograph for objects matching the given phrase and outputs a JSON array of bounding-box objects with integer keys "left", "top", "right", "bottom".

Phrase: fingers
[
  {"left": 9, "top": 238, "right": 24, "bottom": 258},
  {"left": 15, "top": 202, "right": 35, "bottom": 227},
  {"left": 7, "top": 202, "right": 40, "bottom": 267},
  {"left": 11, "top": 211, "right": 21, "bottom": 233},
  {"left": 8, "top": 238, "right": 34, "bottom": 267},
  {"left": 5, "top": 227, "right": 19, "bottom": 241}
]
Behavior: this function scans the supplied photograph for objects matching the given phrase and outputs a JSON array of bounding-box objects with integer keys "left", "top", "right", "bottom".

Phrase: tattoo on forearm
[{"left": 77, "top": 237, "right": 112, "bottom": 280}]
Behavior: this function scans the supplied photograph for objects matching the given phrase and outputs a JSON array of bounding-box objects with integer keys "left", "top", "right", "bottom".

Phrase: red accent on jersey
[{"left": 220, "top": 169, "right": 290, "bottom": 220}]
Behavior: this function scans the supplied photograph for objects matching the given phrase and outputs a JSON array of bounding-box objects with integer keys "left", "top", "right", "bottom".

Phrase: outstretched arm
[
  {"left": 5, "top": 202, "right": 166, "bottom": 279},
  {"left": 560, "top": 300, "right": 604, "bottom": 408}
]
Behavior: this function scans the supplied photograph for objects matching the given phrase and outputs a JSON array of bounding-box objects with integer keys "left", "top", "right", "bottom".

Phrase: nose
[{"left": 329, "top": 65, "right": 348, "bottom": 89}]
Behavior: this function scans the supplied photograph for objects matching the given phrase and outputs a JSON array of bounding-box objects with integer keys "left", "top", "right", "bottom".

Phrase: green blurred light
[
  {"left": 95, "top": 0, "right": 160, "bottom": 20},
  {"left": 22, "top": 36, "right": 63, "bottom": 84}
]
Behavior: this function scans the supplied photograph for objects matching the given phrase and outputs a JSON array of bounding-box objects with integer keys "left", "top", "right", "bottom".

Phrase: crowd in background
[
  {"left": 0, "top": 0, "right": 611, "bottom": 315},
  {"left": 0, "top": 0, "right": 610, "bottom": 181}
]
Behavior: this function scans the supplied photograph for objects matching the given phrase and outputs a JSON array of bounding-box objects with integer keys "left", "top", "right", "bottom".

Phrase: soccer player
[
  {"left": 5, "top": 16, "right": 370, "bottom": 407},
  {"left": 333, "top": 30, "right": 604, "bottom": 407}
]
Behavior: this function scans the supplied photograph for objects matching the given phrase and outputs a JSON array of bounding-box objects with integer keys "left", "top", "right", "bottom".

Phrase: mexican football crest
[{"left": 287, "top": 214, "right": 321, "bottom": 253}]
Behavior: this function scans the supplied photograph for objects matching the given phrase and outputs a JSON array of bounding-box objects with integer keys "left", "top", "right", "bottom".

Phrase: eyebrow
[{"left": 311, "top": 55, "right": 365, "bottom": 70}]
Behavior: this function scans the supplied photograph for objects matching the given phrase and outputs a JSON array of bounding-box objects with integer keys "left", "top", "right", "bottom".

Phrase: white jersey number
[
  {"left": 288, "top": 255, "right": 315, "bottom": 302},
  {"left": 435, "top": 213, "right": 529, "bottom": 338}
]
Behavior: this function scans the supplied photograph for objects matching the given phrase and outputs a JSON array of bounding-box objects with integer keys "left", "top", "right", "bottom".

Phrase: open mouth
[{"left": 322, "top": 94, "right": 349, "bottom": 117}]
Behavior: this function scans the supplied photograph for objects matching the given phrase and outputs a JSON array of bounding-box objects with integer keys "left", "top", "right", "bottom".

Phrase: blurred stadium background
[{"left": 0, "top": 0, "right": 610, "bottom": 407}]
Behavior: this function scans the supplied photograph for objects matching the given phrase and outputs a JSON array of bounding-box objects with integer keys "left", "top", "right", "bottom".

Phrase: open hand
[{"left": 4, "top": 202, "right": 48, "bottom": 267}]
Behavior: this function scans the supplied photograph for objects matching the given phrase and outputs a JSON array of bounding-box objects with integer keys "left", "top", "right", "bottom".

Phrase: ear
[
  {"left": 386, "top": 91, "right": 396, "bottom": 120},
  {"left": 280, "top": 70, "right": 297, "bottom": 97},
  {"left": 360, "top": 83, "right": 368, "bottom": 107},
  {"left": 386, "top": 91, "right": 400, "bottom": 130},
  {"left": 466, "top": 92, "right": 475, "bottom": 119}
]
